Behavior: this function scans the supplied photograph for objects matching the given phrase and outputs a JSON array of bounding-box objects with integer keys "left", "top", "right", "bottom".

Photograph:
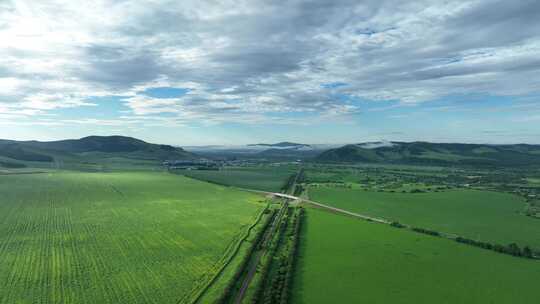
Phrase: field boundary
[
  {"left": 301, "top": 198, "right": 539, "bottom": 259},
  {"left": 231, "top": 201, "right": 289, "bottom": 303},
  {"left": 179, "top": 204, "right": 269, "bottom": 304}
]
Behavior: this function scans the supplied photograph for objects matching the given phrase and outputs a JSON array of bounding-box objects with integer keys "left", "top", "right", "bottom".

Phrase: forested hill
[
  {"left": 316, "top": 141, "right": 540, "bottom": 166},
  {"left": 0, "top": 136, "right": 194, "bottom": 164}
]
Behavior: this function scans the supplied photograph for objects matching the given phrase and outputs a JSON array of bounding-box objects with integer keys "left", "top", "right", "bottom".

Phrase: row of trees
[
  {"left": 259, "top": 208, "right": 304, "bottom": 304},
  {"left": 251, "top": 208, "right": 292, "bottom": 303},
  {"left": 281, "top": 168, "right": 306, "bottom": 195},
  {"left": 455, "top": 237, "right": 536, "bottom": 259},
  {"left": 217, "top": 210, "right": 277, "bottom": 303},
  {"left": 411, "top": 227, "right": 440, "bottom": 236},
  {"left": 390, "top": 221, "right": 406, "bottom": 228},
  {"left": 389, "top": 220, "right": 537, "bottom": 259}
]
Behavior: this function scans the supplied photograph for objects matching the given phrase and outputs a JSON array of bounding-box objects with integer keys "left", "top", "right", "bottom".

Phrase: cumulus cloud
[{"left": 0, "top": 0, "right": 539, "bottom": 124}]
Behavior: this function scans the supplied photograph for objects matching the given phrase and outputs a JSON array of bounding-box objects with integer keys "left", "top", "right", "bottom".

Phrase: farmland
[
  {"left": 179, "top": 166, "right": 296, "bottom": 192},
  {"left": 3, "top": 153, "right": 540, "bottom": 304},
  {"left": 0, "top": 172, "right": 265, "bottom": 304},
  {"left": 308, "top": 187, "right": 540, "bottom": 249},
  {"left": 292, "top": 208, "right": 540, "bottom": 304}
]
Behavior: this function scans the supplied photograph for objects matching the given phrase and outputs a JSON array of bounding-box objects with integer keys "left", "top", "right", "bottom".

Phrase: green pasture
[
  {"left": 179, "top": 167, "right": 295, "bottom": 192},
  {"left": 292, "top": 208, "right": 540, "bottom": 304},
  {"left": 309, "top": 187, "right": 540, "bottom": 248}
]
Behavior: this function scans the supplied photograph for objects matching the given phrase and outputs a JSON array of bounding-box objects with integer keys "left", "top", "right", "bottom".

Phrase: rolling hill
[
  {"left": 0, "top": 136, "right": 194, "bottom": 168},
  {"left": 316, "top": 141, "right": 540, "bottom": 166}
]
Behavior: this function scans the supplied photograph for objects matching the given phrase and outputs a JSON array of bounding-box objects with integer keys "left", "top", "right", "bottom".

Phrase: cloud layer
[{"left": 1, "top": 0, "right": 540, "bottom": 126}]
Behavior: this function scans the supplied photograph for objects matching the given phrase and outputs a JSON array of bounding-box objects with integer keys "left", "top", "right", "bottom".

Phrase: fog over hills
[{"left": 317, "top": 141, "right": 540, "bottom": 166}]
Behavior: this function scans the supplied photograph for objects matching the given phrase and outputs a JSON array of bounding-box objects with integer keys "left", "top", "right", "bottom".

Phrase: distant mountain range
[
  {"left": 184, "top": 142, "right": 339, "bottom": 159},
  {"left": 3, "top": 136, "right": 540, "bottom": 168},
  {"left": 0, "top": 136, "right": 194, "bottom": 166},
  {"left": 317, "top": 141, "right": 540, "bottom": 166}
]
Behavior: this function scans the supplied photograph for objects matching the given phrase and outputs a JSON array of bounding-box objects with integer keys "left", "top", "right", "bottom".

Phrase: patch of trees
[
  {"left": 0, "top": 161, "right": 27, "bottom": 168},
  {"left": 390, "top": 221, "right": 405, "bottom": 228},
  {"left": 0, "top": 145, "right": 53, "bottom": 162},
  {"left": 293, "top": 184, "right": 304, "bottom": 196},
  {"left": 390, "top": 220, "right": 537, "bottom": 259},
  {"left": 524, "top": 201, "right": 540, "bottom": 219},
  {"left": 281, "top": 174, "right": 298, "bottom": 193},
  {"left": 252, "top": 210, "right": 291, "bottom": 303},
  {"left": 281, "top": 208, "right": 304, "bottom": 303},
  {"left": 411, "top": 227, "right": 440, "bottom": 236},
  {"left": 260, "top": 208, "right": 304, "bottom": 304},
  {"left": 281, "top": 168, "right": 306, "bottom": 194},
  {"left": 455, "top": 237, "right": 536, "bottom": 259}
]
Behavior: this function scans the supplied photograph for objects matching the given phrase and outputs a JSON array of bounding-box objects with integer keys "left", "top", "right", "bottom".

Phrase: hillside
[
  {"left": 0, "top": 136, "right": 194, "bottom": 168},
  {"left": 316, "top": 141, "right": 540, "bottom": 166}
]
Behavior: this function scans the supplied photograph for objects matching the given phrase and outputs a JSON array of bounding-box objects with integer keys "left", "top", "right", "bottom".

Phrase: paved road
[
  {"left": 248, "top": 190, "right": 391, "bottom": 224},
  {"left": 298, "top": 197, "right": 390, "bottom": 224}
]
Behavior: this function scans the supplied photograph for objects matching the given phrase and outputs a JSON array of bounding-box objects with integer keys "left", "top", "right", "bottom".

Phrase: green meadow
[
  {"left": 309, "top": 187, "right": 540, "bottom": 248},
  {"left": 180, "top": 166, "right": 295, "bottom": 192},
  {"left": 292, "top": 208, "right": 540, "bottom": 304},
  {"left": 0, "top": 172, "right": 265, "bottom": 304}
]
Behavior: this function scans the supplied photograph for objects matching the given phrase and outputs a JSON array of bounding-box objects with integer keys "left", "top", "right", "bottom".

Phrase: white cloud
[{"left": 0, "top": 0, "right": 539, "bottom": 126}]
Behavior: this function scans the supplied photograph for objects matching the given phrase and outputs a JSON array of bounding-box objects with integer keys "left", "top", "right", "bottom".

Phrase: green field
[
  {"left": 0, "top": 172, "right": 265, "bottom": 304},
  {"left": 526, "top": 178, "right": 540, "bottom": 185},
  {"left": 309, "top": 187, "right": 540, "bottom": 248},
  {"left": 292, "top": 208, "right": 540, "bottom": 304},
  {"left": 180, "top": 166, "right": 295, "bottom": 192}
]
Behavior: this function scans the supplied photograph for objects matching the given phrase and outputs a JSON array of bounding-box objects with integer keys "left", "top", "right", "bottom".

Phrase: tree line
[
  {"left": 217, "top": 209, "right": 277, "bottom": 303},
  {"left": 455, "top": 236, "right": 536, "bottom": 259},
  {"left": 389, "top": 221, "right": 537, "bottom": 259},
  {"left": 256, "top": 208, "right": 304, "bottom": 304}
]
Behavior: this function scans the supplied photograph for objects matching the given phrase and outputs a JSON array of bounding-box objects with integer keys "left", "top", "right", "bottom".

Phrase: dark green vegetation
[
  {"left": 233, "top": 205, "right": 304, "bottom": 304},
  {"left": 199, "top": 168, "right": 305, "bottom": 304},
  {"left": 317, "top": 141, "right": 540, "bottom": 166},
  {"left": 0, "top": 172, "right": 265, "bottom": 304},
  {"left": 0, "top": 160, "right": 26, "bottom": 168},
  {"left": 254, "top": 207, "right": 303, "bottom": 304},
  {"left": 0, "top": 136, "right": 194, "bottom": 170},
  {"left": 292, "top": 208, "right": 540, "bottom": 304},
  {"left": 309, "top": 188, "right": 540, "bottom": 249},
  {"left": 178, "top": 166, "right": 297, "bottom": 192}
]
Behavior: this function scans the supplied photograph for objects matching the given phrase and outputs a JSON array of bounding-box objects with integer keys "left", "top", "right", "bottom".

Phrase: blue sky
[{"left": 1, "top": 0, "right": 540, "bottom": 145}]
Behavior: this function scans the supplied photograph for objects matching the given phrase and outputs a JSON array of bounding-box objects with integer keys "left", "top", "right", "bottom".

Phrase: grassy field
[
  {"left": 309, "top": 187, "right": 540, "bottom": 248},
  {"left": 0, "top": 172, "right": 265, "bottom": 304},
  {"left": 292, "top": 208, "right": 540, "bottom": 304},
  {"left": 526, "top": 178, "right": 540, "bottom": 185},
  {"left": 179, "top": 166, "right": 295, "bottom": 192}
]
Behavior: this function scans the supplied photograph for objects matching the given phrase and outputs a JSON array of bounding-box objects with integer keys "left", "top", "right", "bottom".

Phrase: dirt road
[{"left": 233, "top": 200, "right": 289, "bottom": 304}]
